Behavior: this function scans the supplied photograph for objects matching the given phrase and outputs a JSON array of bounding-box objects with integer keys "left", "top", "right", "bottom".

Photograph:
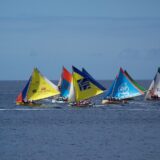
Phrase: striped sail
[{"left": 60, "top": 67, "right": 72, "bottom": 98}]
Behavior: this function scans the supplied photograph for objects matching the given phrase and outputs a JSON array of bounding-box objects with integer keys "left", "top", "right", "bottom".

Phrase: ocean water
[{"left": 0, "top": 80, "right": 160, "bottom": 160}]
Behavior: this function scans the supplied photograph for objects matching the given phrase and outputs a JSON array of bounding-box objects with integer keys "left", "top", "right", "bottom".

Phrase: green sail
[{"left": 124, "top": 70, "right": 146, "bottom": 92}]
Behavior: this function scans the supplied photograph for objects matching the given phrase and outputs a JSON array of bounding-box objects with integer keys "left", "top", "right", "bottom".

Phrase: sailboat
[
  {"left": 68, "top": 66, "right": 105, "bottom": 106},
  {"left": 16, "top": 68, "right": 60, "bottom": 106},
  {"left": 102, "top": 68, "right": 145, "bottom": 104},
  {"left": 145, "top": 67, "right": 160, "bottom": 100}
]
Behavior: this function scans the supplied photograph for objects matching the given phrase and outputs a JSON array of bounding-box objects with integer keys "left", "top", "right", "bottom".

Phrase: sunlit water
[{"left": 0, "top": 80, "right": 160, "bottom": 160}]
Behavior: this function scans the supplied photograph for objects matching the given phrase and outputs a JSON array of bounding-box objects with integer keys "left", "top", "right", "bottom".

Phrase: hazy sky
[{"left": 0, "top": 0, "right": 160, "bottom": 80}]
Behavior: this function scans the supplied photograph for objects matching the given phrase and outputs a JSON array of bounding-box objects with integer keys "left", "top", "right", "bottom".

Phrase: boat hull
[
  {"left": 102, "top": 99, "right": 127, "bottom": 104},
  {"left": 16, "top": 102, "right": 42, "bottom": 107},
  {"left": 69, "top": 101, "right": 94, "bottom": 107}
]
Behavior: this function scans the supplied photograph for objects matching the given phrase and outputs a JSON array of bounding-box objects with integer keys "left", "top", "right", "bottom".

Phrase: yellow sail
[
  {"left": 72, "top": 66, "right": 104, "bottom": 102},
  {"left": 27, "top": 68, "right": 60, "bottom": 101}
]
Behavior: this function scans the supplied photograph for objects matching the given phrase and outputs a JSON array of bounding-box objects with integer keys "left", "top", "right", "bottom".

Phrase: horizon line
[{"left": 0, "top": 15, "right": 160, "bottom": 21}]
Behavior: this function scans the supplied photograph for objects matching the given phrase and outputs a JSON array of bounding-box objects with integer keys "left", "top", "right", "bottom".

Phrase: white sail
[
  {"left": 153, "top": 71, "right": 160, "bottom": 97},
  {"left": 44, "top": 76, "right": 60, "bottom": 92},
  {"left": 145, "top": 68, "right": 160, "bottom": 100},
  {"left": 68, "top": 77, "right": 76, "bottom": 102},
  {"left": 57, "top": 76, "right": 62, "bottom": 90},
  {"left": 145, "top": 80, "right": 154, "bottom": 100}
]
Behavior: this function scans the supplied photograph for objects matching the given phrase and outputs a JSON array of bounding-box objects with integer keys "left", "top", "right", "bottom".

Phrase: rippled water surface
[{"left": 0, "top": 81, "right": 160, "bottom": 160}]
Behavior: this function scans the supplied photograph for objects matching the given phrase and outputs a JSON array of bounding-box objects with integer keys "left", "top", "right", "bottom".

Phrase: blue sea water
[{"left": 0, "top": 80, "right": 160, "bottom": 160}]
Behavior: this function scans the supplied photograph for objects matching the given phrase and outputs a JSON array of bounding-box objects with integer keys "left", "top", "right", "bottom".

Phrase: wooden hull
[
  {"left": 146, "top": 97, "right": 160, "bottom": 101},
  {"left": 69, "top": 101, "right": 93, "bottom": 107},
  {"left": 102, "top": 99, "right": 127, "bottom": 105},
  {"left": 16, "top": 102, "right": 42, "bottom": 107}
]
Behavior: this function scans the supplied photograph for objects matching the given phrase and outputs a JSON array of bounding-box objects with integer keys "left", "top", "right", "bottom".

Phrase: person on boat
[
  {"left": 20, "top": 99, "right": 26, "bottom": 104},
  {"left": 62, "top": 97, "right": 68, "bottom": 102},
  {"left": 58, "top": 85, "right": 61, "bottom": 91},
  {"left": 102, "top": 96, "right": 127, "bottom": 104},
  {"left": 26, "top": 100, "right": 35, "bottom": 105},
  {"left": 56, "top": 96, "right": 68, "bottom": 102},
  {"left": 151, "top": 94, "right": 159, "bottom": 100},
  {"left": 149, "top": 89, "right": 154, "bottom": 96},
  {"left": 73, "top": 99, "right": 91, "bottom": 106},
  {"left": 149, "top": 89, "right": 159, "bottom": 99},
  {"left": 107, "top": 97, "right": 117, "bottom": 102}
]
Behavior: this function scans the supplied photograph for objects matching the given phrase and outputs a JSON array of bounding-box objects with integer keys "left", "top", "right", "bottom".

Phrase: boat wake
[{"left": 0, "top": 106, "right": 160, "bottom": 111}]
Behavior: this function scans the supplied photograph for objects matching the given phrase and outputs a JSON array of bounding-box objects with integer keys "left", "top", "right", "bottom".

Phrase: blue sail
[
  {"left": 104, "top": 68, "right": 143, "bottom": 100},
  {"left": 61, "top": 79, "right": 70, "bottom": 98},
  {"left": 82, "top": 68, "right": 94, "bottom": 79},
  {"left": 22, "top": 77, "right": 31, "bottom": 100},
  {"left": 82, "top": 68, "right": 106, "bottom": 91},
  {"left": 104, "top": 78, "right": 117, "bottom": 98},
  {"left": 16, "top": 76, "right": 31, "bottom": 103}
]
